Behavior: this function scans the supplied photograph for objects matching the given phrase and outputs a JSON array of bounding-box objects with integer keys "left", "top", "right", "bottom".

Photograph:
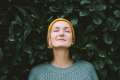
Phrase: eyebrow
[{"left": 54, "top": 26, "right": 71, "bottom": 29}]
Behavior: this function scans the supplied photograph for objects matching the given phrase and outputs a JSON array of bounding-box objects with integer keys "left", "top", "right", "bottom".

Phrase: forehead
[{"left": 52, "top": 21, "right": 72, "bottom": 29}]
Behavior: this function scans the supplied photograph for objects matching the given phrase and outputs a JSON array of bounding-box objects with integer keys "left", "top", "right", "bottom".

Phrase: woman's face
[{"left": 50, "top": 21, "right": 73, "bottom": 48}]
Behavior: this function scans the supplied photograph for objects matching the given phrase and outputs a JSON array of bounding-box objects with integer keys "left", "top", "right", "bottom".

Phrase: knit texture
[{"left": 28, "top": 60, "right": 98, "bottom": 80}]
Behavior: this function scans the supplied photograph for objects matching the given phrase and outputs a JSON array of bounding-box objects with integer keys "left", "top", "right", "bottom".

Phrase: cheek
[{"left": 67, "top": 34, "right": 73, "bottom": 41}]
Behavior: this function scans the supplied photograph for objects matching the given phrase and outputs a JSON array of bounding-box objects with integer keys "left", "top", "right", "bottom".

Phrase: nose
[{"left": 59, "top": 30, "right": 64, "bottom": 36}]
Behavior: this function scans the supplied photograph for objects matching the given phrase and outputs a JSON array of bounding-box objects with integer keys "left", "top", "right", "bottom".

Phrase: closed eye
[
  {"left": 65, "top": 28, "right": 71, "bottom": 33},
  {"left": 65, "top": 30, "right": 70, "bottom": 32},
  {"left": 53, "top": 30, "right": 59, "bottom": 32}
]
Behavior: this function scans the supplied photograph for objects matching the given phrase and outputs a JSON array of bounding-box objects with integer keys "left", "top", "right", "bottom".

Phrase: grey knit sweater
[{"left": 28, "top": 60, "right": 98, "bottom": 80}]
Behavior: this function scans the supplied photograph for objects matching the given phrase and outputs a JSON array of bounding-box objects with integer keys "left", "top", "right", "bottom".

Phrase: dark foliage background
[{"left": 0, "top": 0, "right": 120, "bottom": 80}]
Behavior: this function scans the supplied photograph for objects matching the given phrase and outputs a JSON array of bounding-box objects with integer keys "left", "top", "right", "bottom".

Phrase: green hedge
[{"left": 0, "top": 0, "right": 120, "bottom": 80}]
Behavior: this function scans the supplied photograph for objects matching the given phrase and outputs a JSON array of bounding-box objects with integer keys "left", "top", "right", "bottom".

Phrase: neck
[{"left": 51, "top": 47, "right": 73, "bottom": 68}]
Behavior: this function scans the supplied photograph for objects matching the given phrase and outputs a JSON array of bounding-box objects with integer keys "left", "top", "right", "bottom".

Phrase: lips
[{"left": 57, "top": 39, "right": 66, "bottom": 41}]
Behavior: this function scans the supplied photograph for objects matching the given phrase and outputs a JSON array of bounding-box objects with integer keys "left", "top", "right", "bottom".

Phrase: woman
[{"left": 28, "top": 18, "right": 99, "bottom": 80}]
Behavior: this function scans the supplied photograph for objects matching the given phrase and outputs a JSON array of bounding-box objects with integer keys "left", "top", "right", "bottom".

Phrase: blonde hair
[{"left": 47, "top": 18, "right": 75, "bottom": 48}]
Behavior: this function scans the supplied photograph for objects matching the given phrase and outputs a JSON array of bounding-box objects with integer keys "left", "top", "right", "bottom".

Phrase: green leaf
[
  {"left": 98, "top": 50, "right": 107, "bottom": 58},
  {"left": 112, "top": 20, "right": 120, "bottom": 31},
  {"left": 115, "top": 21, "right": 120, "bottom": 30},
  {"left": 93, "top": 16, "right": 102, "bottom": 25},
  {"left": 71, "top": 18, "right": 78, "bottom": 26},
  {"left": 16, "top": 7, "right": 27, "bottom": 17},
  {"left": 47, "top": 16, "right": 54, "bottom": 22},
  {"left": 64, "top": 6, "right": 73, "bottom": 14},
  {"left": 80, "top": 0, "right": 91, "bottom": 5},
  {"left": 85, "top": 24, "right": 95, "bottom": 33},
  {"left": 15, "top": 15, "right": 23, "bottom": 24},
  {"left": 105, "top": 57, "right": 113, "bottom": 64},
  {"left": 23, "top": 22, "right": 32, "bottom": 41},
  {"left": 95, "top": 4, "right": 107, "bottom": 11},
  {"left": 113, "top": 9, "right": 120, "bottom": 18},
  {"left": 95, "top": 59, "right": 105, "bottom": 69},
  {"left": 8, "top": 35, "right": 15, "bottom": 42},
  {"left": 85, "top": 43, "right": 96, "bottom": 50},
  {"left": 24, "top": 46, "right": 33, "bottom": 54},
  {"left": 106, "top": 17, "right": 118, "bottom": 31},
  {"left": 8, "top": 21, "right": 16, "bottom": 42},
  {"left": 49, "top": 6, "right": 60, "bottom": 12},
  {"left": 79, "top": 10, "right": 89, "bottom": 16},
  {"left": 103, "top": 33, "right": 113, "bottom": 45}
]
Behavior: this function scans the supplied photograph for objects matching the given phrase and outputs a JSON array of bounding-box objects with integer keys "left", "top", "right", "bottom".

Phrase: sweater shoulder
[
  {"left": 28, "top": 63, "right": 50, "bottom": 80},
  {"left": 75, "top": 60, "right": 95, "bottom": 71},
  {"left": 29, "top": 63, "right": 49, "bottom": 75}
]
